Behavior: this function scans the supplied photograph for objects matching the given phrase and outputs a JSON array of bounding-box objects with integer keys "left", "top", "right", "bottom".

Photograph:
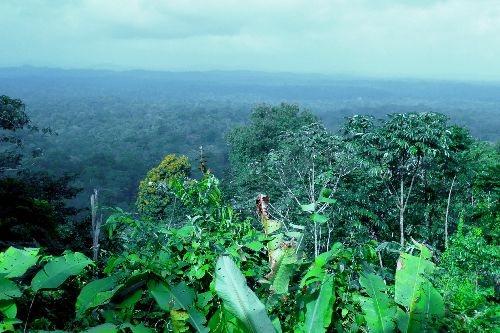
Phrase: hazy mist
[{"left": 1, "top": 0, "right": 500, "bottom": 80}]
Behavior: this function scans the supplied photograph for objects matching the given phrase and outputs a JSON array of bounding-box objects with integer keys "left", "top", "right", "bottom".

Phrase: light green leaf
[
  {"left": 214, "top": 256, "right": 275, "bottom": 333},
  {"left": 245, "top": 241, "right": 264, "bottom": 251},
  {"left": 310, "top": 213, "right": 328, "bottom": 224},
  {"left": 0, "top": 247, "right": 40, "bottom": 278},
  {"left": 289, "top": 223, "right": 305, "bottom": 230},
  {"left": 269, "top": 247, "right": 297, "bottom": 294},
  {"left": 300, "top": 250, "right": 332, "bottom": 286},
  {"left": 302, "top": 274, "right": 334, "bottom": 333},
  {"left": 31, "top": 252, "right": 92, "bottom": 291},
  {"left": 177, "top": 225, "right": 194, "bottom": 238},
  {"left": 171, "top": 309, "right": 190, "bottom": 332},
  {"left": 0, "top": 318, "right": 22, "bottom": 332},
  {"left": 395, "top": 243, "right": 443, "bottom": 333},
  {"left": 263, "top": 220, "right": 281, "bottom": 235},
  {"left": 358, "top": 272, "right": 396, "bottom": 333},
  {"left": 300, "top": 203, "right": 315, "bottom": 213}
]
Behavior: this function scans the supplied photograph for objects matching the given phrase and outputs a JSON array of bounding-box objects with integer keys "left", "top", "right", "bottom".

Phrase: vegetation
[{"left": 0, "top": 93, "right": 498, "bottom": 332}]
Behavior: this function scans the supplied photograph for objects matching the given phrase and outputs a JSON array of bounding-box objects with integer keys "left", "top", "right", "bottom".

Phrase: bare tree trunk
[
  {"left": 400, "top": 179, "right": 405, "bottom": 246},
  {"left": 445, "top": 175, "right": 456, "bottom": 249},
  {"left": 90, "top": 189, "right": 101, "bottom": 262}
]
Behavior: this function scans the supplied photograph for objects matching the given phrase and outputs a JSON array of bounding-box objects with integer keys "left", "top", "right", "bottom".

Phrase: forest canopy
[{"left": 0, "top": 94, "right": 498, "bottom": 332}]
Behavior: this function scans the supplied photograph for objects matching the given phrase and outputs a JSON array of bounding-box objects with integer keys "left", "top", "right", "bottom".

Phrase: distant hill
[{"left": 2, "top": 66, "right": 500, "bottom": 103}]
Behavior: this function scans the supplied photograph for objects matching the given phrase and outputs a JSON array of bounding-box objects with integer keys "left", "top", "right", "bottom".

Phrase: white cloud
[{"left": 0, "top": 0, "right": 499, "bottom": 79}]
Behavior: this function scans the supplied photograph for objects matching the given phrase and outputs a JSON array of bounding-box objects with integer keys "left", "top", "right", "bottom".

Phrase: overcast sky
[{"left": 1, "top": 0, "right": 499, "bottom": 80}]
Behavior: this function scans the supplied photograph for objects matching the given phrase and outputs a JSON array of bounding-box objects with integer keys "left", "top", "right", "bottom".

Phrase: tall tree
[
  {"left": 345, "top": 113, "right": 455, "bottom": 245},
  {"left": 225, "top": 103, "right": 316, "bottom": 207}
]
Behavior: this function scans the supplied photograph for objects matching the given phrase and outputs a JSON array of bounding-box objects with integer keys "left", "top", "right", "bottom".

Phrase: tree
[
  {"left": 0, "top": 95, "right": 31, "bottom": 172},
  {"left": 345, "top": 113, "right": 455, "bottom": 246},
  {"left": 137, "top": 154, "right": 191, "bottom": 222},
  {"left": 0, "top": 171, "right": 81, "bottom": 251},
  {"left": 225, "top": 103, "right": 317, "bottom": 207}
]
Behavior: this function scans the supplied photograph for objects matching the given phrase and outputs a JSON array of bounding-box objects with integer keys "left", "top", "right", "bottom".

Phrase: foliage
[
  {"left": 225, "top": 103, "right": 317, "bottom": 207},
  {"left": 0, "top": 247, "right": 91, "bottom": 332},
  {"left": 0, "top": 171, "right": 81, "bottom": 252},
  {"left": 136, "top": 154, "right": 191, "bottom": 222},
  {"left": 437, "top": 219, "right": 499, "bottom": 331},
  {"left": 214, "top": 256, "right": 275, "bottom": 333},
  {"left": 358, "top": 241, "right": 444, "bottom": 333},
  {"left": 0, "top": 96, "right": 498, "bottom": 332}
]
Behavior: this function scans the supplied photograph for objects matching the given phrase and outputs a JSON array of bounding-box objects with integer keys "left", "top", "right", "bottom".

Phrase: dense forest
[{"left": 0, "top": 68, "right": 499, "bottom": 332}]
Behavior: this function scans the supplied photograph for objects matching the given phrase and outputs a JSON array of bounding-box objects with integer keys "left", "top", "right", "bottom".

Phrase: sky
[{"left": 0, "top": 0, "right": 499, "bottom": 80}]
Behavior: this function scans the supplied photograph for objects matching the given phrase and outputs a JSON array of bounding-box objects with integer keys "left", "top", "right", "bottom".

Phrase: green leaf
[
  {"left": 148, "top": 280, "right": 208, "bottom": 332},
  {"left": 300, "top": 203, "right": 315, "bottom": 213},
  {"left": 214, "top": 256, "right": 275, "bottom": 333},
  {"left": 310, "top": 213, "right": 328, "bottom": 224},
  {"left": 31, "top": 252, "right": 92, "bottom": 292},
  {"left": 0, "top": 277, "right": 21, "bottom": 300},
  {"left": 395, "top": 243, "right": 443, "bottom": 333},
  {"left": 76, "top": 275, "right": 122, "bottom": 317},
  {"left": 300, "top": 251, "right": 331, "bottom": 286},
  {"left": 0, "top": 247, "right": 40, "bottom": 278},
  {"left": 269, "top": 247, "right": 297, "bottom": 294},
  {"left": 0, "top": 300, "right": 16, "bottom": 318},
  {"left": 171, "top": 309, "right": 190, "bottom": 332},
  {"left": 84, "top": 323, "right": 117, "bottom": 333},
  {"left": 302, "top": 274, "right": 334, "bottom": 333},
  {"left": 318, "top": 189, "right": 336, "bottom": 204},
  {"left": 177, "top": 225, "right": 195, "bottom": 238},
  {"left": 120, "top": 323, "right": 154, "bottom": 333},
  {"left": 289, "top": 223, "right": 305, "bottom": 230},
  {"left": 0, "top": 318, "right": 22, "bottom": 332},
  {"left": 148, "top": 280, "right": 194, "bottom": 310},
  {"left": 358, "top": 272, "right": 396, "bottom": 333},
  {"left": 319, "top": 197, "right": 336, "bottom": 204},
  {"left": 263, "top": 220, "right": 281, "bottom": 234},
  {"left": 117, "top": 288, "right": 142, "bottom": 309},
  {"left": 245, "top": 241, "right": 264, "bottom": 252}
]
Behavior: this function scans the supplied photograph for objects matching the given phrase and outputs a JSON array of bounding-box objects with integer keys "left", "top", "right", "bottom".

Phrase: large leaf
[
  {"left": 76, "top": 275, "right": 122, "bottom": 317},
  {"left": 0, "top": 247, "right": 40, "bottom": 278},
  {"left": 0, "top": 277, "right": 21, "bottom": 300},
  {"left": 302, "top": 274, "right": 334, "bottom": 333},
  {"left": 406, "top": 281, "right": 444, "bottom": 333},
  {"left": 207, "top": 308, "right": 246, "bottom": 333},
  {"left": 214, "top": 256, "right": 275, "bottom": 333},
  {"left": 0, "top": 300, "right": 16, "bottom": 318},
  {"left": 300, "top": 250, "right": 332, "bottom": 286},
  {"left": 395, "top": 243, "right": 443, "bottom": 332},
  {"left": 394, "top": 244, "right": 434, "bottom": 309},
  {"left": 269, "top": 247, "right": 297, "bottom": 294},
  {"left": 148, "top": 280, "right": 208, "bottom": 332},
  {"left": 31, "top": 252, "right": 92, "bottom": 291},
  {"left": 358, "top": 272, "right": 396, "bottom": 333}
]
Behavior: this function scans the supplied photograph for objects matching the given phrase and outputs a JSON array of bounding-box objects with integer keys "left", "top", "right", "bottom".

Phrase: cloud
[{"left": 0, "top": 0, "right": 499, "bottom": 79}]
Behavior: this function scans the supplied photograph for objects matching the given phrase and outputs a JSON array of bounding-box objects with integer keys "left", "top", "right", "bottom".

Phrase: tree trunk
[
  {"left": 445, "top": 175, "right": 456, "bottom": 249},
  {"left": 400, "top": 179, "right": 405, "bottom": 246}
]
